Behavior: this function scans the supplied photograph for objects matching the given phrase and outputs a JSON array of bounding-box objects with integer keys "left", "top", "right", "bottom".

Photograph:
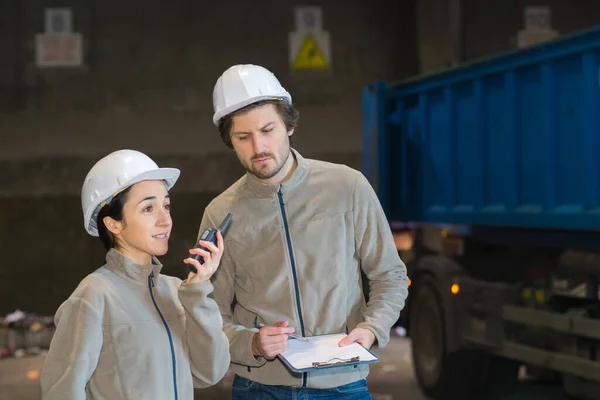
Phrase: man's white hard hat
[
  {"left": 81, "top": 149, "right": 180, "bottom": 237},
  {"left": 212, "top": 64, "right": 292, "bottom": 126}
]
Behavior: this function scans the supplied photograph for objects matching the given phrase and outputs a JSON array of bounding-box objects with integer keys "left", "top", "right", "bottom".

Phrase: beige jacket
[
  {"left": 40, "top": 249, "right": 230, "bottom": 399},
  {"left": 198, "top": 149, "right": 409, "bottom": 389}
]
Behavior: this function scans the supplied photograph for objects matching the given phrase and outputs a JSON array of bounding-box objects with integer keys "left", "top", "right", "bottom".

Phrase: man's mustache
[{"left": 252, "top": 153, "right": 274, "bottom": 161}]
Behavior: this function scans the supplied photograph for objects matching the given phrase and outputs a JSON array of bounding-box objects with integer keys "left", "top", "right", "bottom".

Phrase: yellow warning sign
[{"left": 293, "top": 34, "right": 328, "bottom": 69}]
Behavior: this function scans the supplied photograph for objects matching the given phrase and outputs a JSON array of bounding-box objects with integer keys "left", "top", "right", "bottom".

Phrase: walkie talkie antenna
[{"left": 219, "top": 213, "right": 232, "bottom": 235}]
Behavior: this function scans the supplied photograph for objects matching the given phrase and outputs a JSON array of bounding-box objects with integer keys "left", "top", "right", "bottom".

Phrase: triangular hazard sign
[{"left": 293, "top": 34, "right": 328, "bottom": 69}]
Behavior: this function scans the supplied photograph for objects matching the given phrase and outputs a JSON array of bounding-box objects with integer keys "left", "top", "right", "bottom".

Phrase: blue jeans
[{"left": 231, "top": 375, "right": 372, "bottom": 400}]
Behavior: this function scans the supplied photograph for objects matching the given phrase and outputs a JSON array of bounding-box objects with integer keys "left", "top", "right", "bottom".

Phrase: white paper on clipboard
[{"left": 278, "top": 333, "right": 379, "bottom": 372}]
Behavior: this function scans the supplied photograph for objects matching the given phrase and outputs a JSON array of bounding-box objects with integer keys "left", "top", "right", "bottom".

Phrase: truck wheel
[
  {"left": 410, "top": 277, "right": 446, "bottom": 396},
  {"left": 410, "top": 276, "right": 474, "bottom": 398},
  {"left": 410, "top": 276, "right": 518, "bottom": 399}
]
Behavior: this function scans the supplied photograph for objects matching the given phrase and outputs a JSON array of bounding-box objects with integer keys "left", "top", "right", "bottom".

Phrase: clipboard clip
[{"left": 312, "top": 356, "right": 360, "bottom": 368}]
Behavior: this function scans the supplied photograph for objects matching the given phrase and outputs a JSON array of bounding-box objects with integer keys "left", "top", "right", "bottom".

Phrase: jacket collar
[
  {"left": 243, "top": 148, "right": 310, "bottom": 197},
  {"left": 105, "top": 248, "right": 163, "bottom": 286}
]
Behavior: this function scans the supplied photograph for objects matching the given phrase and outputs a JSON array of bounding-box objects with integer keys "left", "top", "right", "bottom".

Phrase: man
[{"left": 198, "top": 64, "right": 409, "bottom": 399}]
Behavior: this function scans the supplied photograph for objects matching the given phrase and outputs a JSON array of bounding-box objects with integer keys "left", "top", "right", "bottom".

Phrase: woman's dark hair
[
  {"left": 96, "top": 186, "right": 133, "bottom": 251},
  {"left": 217, "top": 99, "right": 299, "bottom": 149}
]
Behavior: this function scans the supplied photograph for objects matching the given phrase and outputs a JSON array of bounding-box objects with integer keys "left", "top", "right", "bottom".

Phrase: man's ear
[
  {"left": 287, "top": 127, "right": 295, "bottom": 137},
  {"left": 103, "top": 216, "right": 123, "bottom": 236}
]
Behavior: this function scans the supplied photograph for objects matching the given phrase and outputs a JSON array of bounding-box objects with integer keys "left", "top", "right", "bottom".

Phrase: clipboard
[{"left": 277, "top": 333, "right": 380, "bottom": 373}]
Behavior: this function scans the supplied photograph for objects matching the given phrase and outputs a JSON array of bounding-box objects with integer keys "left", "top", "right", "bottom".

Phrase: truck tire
[
  {"left": 410, "top": 276, "right": 472, "bottom": 399},
  {"left": 410, "top": 276, "right": 518, "bottom": 399}
]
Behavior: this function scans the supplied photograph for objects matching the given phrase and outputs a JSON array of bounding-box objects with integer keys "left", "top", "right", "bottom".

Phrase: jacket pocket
[{"left": 228, "top": 230, "right": 287, "bottom": 280}]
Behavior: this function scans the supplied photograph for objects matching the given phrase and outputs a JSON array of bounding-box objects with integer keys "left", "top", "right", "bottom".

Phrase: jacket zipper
[
  {"left": 148, "top": 272, "right": 179, "bottom": 400},
  {"left": 277, "top": 186, "right": 307, "bottom": 388}
]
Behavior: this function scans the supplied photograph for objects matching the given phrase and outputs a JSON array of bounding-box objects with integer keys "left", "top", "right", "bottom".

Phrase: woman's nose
[{"left": 157, "top": 209, "right": 171, "bottom": 226}]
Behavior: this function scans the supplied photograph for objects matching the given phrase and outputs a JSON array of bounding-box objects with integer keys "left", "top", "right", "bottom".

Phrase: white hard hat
[
  {"left": 81, "top": 149, "right": 180, "bottom": 237},
  {"left": 212, "top": 64, "right": 292, "bottom": 126}
]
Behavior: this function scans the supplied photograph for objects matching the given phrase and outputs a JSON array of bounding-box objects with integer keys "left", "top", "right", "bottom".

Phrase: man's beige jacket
[{"left": 199, "top": 149, "right": 409, "bottom": 389}]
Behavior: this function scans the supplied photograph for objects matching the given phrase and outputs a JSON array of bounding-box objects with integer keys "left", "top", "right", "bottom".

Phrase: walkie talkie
[{"left": 187, "top": 212, "right": 232, "bottom": 273}]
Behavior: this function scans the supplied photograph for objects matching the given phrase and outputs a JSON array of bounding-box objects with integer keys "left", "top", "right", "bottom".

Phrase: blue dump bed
[{"left": 362, "top": 27, "right": 600, "bottom": 232}]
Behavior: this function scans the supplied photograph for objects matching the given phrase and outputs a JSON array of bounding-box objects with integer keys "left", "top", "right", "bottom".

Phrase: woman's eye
[
  {"left": 143, "top": 206, "right": 153, "bottom": 212},
  {"left": 165, "top": 204, "right": 171, "bottom": 211}
]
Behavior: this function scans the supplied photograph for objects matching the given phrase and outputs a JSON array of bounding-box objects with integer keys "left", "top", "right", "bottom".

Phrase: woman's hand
[{"left": 183, "top": 231, "right": 224, "bottom": 283}]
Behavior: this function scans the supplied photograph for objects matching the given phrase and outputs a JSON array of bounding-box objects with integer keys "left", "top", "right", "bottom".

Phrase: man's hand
[
  {"left": 251, "top": 321, "right": 295, "bottom": 360},
  {"left": 338, "top": 328, "right": 376, "bottom": 349},
  {"left": 183, "top": 231, "right": 224, "bottom": 283}
]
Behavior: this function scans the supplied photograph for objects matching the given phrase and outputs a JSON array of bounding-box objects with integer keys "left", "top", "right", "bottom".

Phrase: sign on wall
[
  {"left": 517, "top": 6, "right": 559, "bottom": 49},
  {"left": 289, "top": 7, "right": 331, "bottom": 70},
  {"left": 36, "top": 7, "right": 84, "bottom": 68},
  {"left": 44, "top": 8, "right": 73, "bottom": 33},
  {"left": 524, "top": 6, "right": 552, "bottom": 32}
]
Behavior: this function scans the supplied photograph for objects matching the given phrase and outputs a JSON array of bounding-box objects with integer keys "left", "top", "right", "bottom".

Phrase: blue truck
[{"left": 363, "top": 26, "right": 600, "bottom": 399}]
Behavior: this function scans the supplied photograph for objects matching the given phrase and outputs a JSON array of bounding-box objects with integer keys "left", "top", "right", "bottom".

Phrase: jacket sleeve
[
  {"left": 352, "top": 171, "right": 410, "bottom": 348},
  {"left": 178, "top": 280, "right": 231, "bottom": 388},
  {"left": 40, "top": 298, "right": 103, "bottom": 400},
  {"left": 200, "top": 210, "right": 267, "bottom": 368}
]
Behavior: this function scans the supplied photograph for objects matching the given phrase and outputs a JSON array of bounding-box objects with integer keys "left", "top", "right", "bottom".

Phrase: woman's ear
[{"left": 103, "top": 216, "right": 123, "bottom": 236}]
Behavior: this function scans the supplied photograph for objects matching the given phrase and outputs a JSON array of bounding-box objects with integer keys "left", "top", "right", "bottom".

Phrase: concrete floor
[{"left": 0, "top": 333, "right": 571, "bottom": 400}]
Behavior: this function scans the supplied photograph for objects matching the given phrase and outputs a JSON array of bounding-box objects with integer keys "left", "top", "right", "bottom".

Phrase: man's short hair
[{"left": 217, "top": 99, "right": 299, "bottom": 149}]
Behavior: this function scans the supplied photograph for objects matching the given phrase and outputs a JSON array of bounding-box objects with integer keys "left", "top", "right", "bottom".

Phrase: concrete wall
[
  {"left": 0, "top": 0, "right": 419, "bottom": 314},
  {"left": 3, "top": 0, "right": 600, "bottom": 315},
  {"left": 0, "top": 0, "right": 418, "bottom": 164},
  {"left": 418, "top": 0, "right": 600, "bottom": 71}
]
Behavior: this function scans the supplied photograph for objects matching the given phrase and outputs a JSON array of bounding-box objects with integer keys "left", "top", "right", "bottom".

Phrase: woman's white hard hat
[
  {"left": 81, "top": 149, "right": 180, "bottom": 237},
  {"left": 212, "top": 64, "right": 292, "bottom": 126}
]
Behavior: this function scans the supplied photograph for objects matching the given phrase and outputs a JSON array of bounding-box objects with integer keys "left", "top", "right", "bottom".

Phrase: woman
[{"left": 40, "top": 149, "right": 230, "bottom": 400}]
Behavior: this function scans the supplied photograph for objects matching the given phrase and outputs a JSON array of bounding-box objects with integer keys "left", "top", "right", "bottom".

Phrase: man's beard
[{"left": 242, "top": 145, "right": 291, "bottom": 180}]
